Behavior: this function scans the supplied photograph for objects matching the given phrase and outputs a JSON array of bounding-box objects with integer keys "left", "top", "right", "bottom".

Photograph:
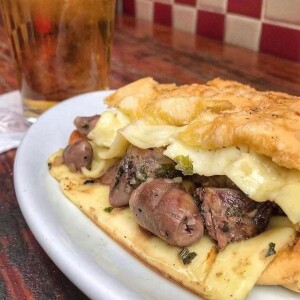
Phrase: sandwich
[{"left": 48, "top": 77, "right": 300, "bottom": 299}]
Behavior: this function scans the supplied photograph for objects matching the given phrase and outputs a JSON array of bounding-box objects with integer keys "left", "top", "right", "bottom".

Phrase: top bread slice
[{"left": 105, "top": 77, "right": 300, "bottom": 171}]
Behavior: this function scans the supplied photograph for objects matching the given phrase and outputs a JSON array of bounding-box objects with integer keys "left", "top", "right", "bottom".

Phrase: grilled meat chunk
[
  {"left": 63, "top": 140, "right": 93, "bottom": 172},
  {"left": 109, "top": 146, "right": 180, "bottom": 207},
  {"left": 130, "top": 178, "right": 204, "bottom": 247},
  {"left": 99, "top": 163, "right": 119, "bottom": 186},
  {"left": 74, "top": 115, "right": 100, "bottom": 135},
  {"left": 195, "top": 187, "right": 273, "bottom": 249}
]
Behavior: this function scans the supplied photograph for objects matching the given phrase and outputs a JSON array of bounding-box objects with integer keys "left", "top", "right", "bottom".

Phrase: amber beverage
[{"left": 0, "top": 0, "right": 115, "bottom": 124}]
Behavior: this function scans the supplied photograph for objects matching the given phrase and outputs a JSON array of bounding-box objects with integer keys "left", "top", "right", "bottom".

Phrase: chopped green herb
[
  {"left": 179, "top": 247, "right": 197, "bottom": 265},
  {"left": 104, "top": 207, "right": 114, "bottom": 213},
  {"left": 173, "top": 155, "right": 193, "bottom": 175},
  {"left": 155, "top": 164, "right": 178, "bottom": 178},
  {"left": 266, "top": 242, "right": 276, "bottom": 257}
]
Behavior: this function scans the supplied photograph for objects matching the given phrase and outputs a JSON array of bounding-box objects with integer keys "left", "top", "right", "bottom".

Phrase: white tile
[
  {"left": 225, "top": 14, "right": 262, "bottom": 51},
  {"left": 136, "top": 0, "right": 154, "bottom": 22},
  {"left": 264, "top": 0, "right": 300, "bottom": 25},
  {"left": 197, "top": 0, "right": 227, "bottom": 13},
  {"left": 173, "top": 4, "right": 197, "bottom": 33}
]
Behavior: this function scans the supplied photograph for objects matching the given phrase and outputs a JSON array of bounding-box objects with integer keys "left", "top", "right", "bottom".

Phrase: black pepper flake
[
  {"left": 179, "top": 248, "right": 197, "bottom": 265},
  {"left": 266, "top": 242, "right": 276, "bottom": 257},
  {"left": 48, "top": 162, "right": 52, "bottom": 170},
  {"left": 104, "top": 207, "right": 114, "bottom": 213},
  {"left": 83, "top": 179, "right": 95, "bottom": 185}
]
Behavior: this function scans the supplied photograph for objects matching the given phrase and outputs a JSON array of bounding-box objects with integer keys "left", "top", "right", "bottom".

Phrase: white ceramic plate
[{"left": 14, "top": 91, "right": 299, "bottom": 300}]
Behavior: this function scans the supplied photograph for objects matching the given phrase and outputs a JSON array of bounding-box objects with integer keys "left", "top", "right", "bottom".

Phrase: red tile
[
  {"left": 260, "top": 23, "right": 300, "bottom": 61},
  {"left": 228, "top": 0, "right": 262, "bottom": 19},
  {"left": 123, "top": 0, "right": 135, "bottom": 16},
  {"left": 154, "top": 3, "right": 172, "bottom": 27},
  {"left": 196, "top": 10, "right": 225, "bottom": 41},
  {"left": 175, "top": 0, "right": 196, "bottom": 6}
]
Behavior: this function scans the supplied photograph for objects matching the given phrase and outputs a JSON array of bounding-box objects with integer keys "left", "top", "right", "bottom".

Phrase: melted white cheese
[
  {"left": 88, "top": 110, "right": 130, "bottom": 148},
  {"left": 120, "top": 120, "right": 182, "bottom": 149},
  {"left": 164, "top": 141, "right": 241, "bottom": 176}
]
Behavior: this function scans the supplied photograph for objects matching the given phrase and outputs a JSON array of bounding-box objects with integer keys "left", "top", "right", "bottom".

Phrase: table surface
[{"left": 1, "top": 13, "right": 300, "bottom": 300}]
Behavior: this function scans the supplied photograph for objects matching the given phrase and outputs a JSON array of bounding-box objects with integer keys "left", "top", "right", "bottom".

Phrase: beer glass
[{"left": 0, "top": 0, "right": 115, "bottom": 124}]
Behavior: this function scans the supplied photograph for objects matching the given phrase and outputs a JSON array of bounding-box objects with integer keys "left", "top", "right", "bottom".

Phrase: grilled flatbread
[{"left": 49, "top": 78, "right": 300, "bottom": 299}]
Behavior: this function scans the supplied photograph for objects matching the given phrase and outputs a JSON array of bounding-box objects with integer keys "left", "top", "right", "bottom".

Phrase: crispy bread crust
[{"left": 105, "top": 78, "right": 300, "bottom": 171}]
